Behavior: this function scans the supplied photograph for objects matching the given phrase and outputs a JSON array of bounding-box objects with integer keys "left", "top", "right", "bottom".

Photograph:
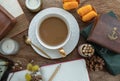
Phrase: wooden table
[{"left": 3, "top": 0, "right": 120, "bottom": 81}]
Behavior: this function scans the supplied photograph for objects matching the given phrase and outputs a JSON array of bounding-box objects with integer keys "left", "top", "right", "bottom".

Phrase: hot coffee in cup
[{"left": 36, "top": 14, "right": 71, "bottom": 57}]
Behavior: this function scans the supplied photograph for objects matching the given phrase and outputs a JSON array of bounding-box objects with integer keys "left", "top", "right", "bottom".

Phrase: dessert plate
[{"left": 28, "top": 7, "right": 80, "bottom": 59}]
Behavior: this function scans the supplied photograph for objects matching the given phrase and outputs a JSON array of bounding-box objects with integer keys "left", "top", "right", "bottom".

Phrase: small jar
[
  {"left": 25, "top": 0, "right": 42, "bottom": 12},
  {"left": 78, "top": 44, "right": 94, "bottom": 57},
  {"left": 0, "top": 38, "right": 20, "bottom": 55}
]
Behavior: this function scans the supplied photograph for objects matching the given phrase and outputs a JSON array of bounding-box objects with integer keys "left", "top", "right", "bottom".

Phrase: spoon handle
[{"left": 30, "top": 42, "right": 51, "bottom": 59}]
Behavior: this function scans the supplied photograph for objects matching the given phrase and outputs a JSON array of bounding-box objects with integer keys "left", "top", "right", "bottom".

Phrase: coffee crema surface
[{"left": 39, "top": 17, "right": 68, "bottom": 46}]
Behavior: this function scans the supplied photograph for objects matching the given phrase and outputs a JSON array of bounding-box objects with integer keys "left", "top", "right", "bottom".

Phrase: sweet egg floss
[
  {"left": 62, "top": 0, "right": 80, "bottom": 10},
  {"left": 77, "top": 4, "right": 98, "bottom": 22}
]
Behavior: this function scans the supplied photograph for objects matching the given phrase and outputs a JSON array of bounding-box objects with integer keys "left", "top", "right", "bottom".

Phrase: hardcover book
[
  {"left": 0, "top": 5, "right": 16, "bottom": 40},
  {"left": 87, "top": 14, "right": 120, "bottom": 53}
]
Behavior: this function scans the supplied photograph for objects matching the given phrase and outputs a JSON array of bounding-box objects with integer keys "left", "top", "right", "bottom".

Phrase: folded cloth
[{"left": 81, "top": 11, "right": 120, "bottom": 75}]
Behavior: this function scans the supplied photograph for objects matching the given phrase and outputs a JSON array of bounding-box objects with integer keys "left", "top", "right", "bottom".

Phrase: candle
[{"left": 0, "top": 38, "right": 19, "bottom": 55}]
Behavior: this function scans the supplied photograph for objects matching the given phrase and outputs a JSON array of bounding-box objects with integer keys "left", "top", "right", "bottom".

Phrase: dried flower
[
  {"left": 25, "top": 61, "right": 41, "bottom": 81},
  {"left": 25, "top": 73, "right": 32, "bottom": 81},
  {"left": 27, "top": 63, "right": 33, "bottom": 71},
  {"left": 12, "top": 60, "right": 23, "bottom": 71},
  {"left": 32, "top": 65, "right": 39, "bottom": 72}
]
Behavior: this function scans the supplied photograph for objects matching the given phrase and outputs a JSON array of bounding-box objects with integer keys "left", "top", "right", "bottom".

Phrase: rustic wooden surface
[{"left": 2, "top": 0, "right": 120, "bottom": 81}]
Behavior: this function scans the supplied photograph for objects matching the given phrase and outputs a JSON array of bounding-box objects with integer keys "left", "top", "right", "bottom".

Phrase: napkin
[{"left": 81, "top": 11, "right": 120, "bottom": 75}]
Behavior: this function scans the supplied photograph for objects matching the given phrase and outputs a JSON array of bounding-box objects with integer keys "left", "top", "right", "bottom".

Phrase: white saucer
[{"left": 28, "top": 7, "right": 80, "bottom": 59}]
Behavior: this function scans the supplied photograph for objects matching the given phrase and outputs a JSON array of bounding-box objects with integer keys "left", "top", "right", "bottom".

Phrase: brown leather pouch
[
  {"left": 0, "top": 5, "right": 16, "bottom": 40},
  {"left": 87, "top": 14, "right": 120, "bottom": 53}
]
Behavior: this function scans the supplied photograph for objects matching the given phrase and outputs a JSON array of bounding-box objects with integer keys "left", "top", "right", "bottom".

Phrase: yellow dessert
[
  {"left": 82, "top": 10, "right": 97, "bottom": 22},
  {"left": 25, "top": 73, "right": 32, "bottom": 81},
  {"left": 63, "top": 0, "right": 77, "bottom": 3},
  {"left": 63, "top": 1, "right": 78, "bottom": 10},
  {"left": 77, "top": 5, "right": 93, "bottom": 16}
]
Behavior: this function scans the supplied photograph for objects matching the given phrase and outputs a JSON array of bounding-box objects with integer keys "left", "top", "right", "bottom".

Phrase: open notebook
[{"left": 7, "top": 59, "right": 90, "bottom": 81}]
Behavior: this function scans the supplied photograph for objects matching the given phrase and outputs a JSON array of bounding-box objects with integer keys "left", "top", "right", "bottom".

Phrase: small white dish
[
  {"left": 25, "top": 0, "right": 41, "bottom": 12},
  {"left": 28, "top": 7, "right": 80, "bottom": 59}
]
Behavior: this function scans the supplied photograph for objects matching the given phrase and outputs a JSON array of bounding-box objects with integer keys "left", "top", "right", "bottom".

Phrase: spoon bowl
[
  {"left": 23, "top": 35, "right": 51, "bottom": 59},
  {"left": 24, "top": 35, "right": 32, "bottom": 45}
]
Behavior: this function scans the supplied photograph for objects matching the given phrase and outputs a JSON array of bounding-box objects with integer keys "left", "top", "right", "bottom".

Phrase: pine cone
[{"left": 85, "top": 55, "right": 105, "bottom": 71}]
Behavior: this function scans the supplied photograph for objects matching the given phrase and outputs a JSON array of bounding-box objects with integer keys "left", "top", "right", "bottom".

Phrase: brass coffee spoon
[{"left": 23, "top": 35, "right": 51, "bottom": 59}]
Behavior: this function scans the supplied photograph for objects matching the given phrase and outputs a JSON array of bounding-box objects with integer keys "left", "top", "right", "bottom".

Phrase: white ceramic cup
[{"left": 36, "top": 13, "right": 71, "bottom": 57}]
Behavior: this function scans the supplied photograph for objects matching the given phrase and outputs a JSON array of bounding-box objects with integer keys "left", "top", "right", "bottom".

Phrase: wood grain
[{"left": 2, "top": 0, "right": 120, "bottom": 81}]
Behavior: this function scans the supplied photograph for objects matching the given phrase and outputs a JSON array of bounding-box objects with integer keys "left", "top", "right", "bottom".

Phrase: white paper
[
  {"left": 40, "top": 59, "right": 90, "bottom": 81},
  {"left": 0, "top": 0, "right": 23, "bottom": 18},
  {"left": 7, "top": 59, "right": 89, "bottom": 81},
  {"left": 7, "top": 70, "right": 27, "bottom": 81},
  {"left": 7, "top": 70, "right": 41, "bottom": 81}
]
